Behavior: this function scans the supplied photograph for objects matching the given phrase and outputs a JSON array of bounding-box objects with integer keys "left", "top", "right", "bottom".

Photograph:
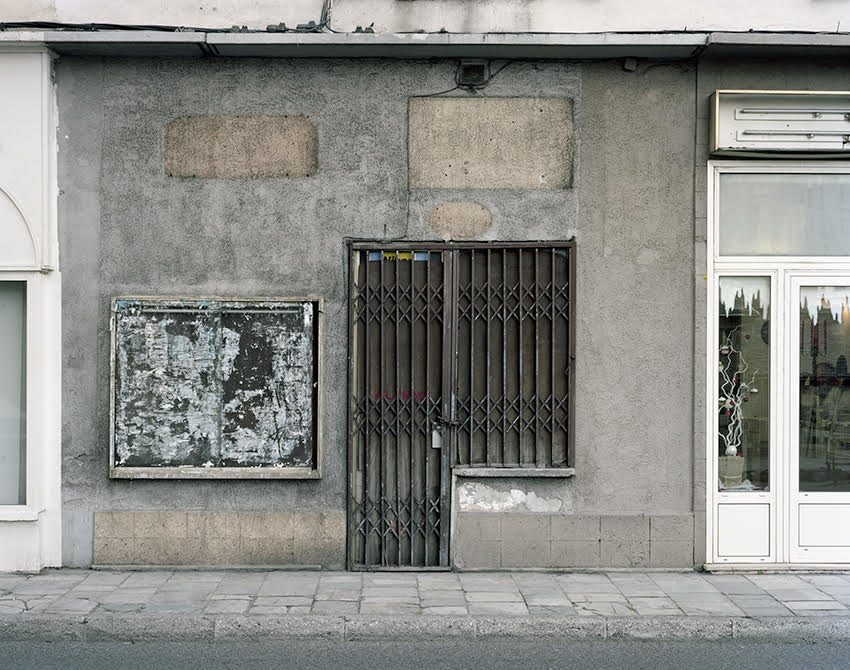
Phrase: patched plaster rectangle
[
  {"left": 165, "top": 115, "right": 318, "bottom": 178},
  {"left": 409, "top": 97, "right": 573, "bottom": 189}
]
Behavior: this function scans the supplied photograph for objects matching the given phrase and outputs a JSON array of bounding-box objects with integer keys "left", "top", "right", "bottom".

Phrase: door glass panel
[
  {"left": 718, "top": 277, "right": 770, "bottom": 491},
  {"left": 799, "top": 286, "right": 850, "bottom": 492},
  {"left": 719, "top": 173, "right": 850, "bottom": 256},
  {"left": 0, "top": 282, "right": 26, "bottom": 505}
]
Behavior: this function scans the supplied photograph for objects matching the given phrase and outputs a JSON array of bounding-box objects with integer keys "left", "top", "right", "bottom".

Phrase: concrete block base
[
  {"left": 454, "top": 512, "right": 695, "bottom": 569},
  {"left": 93, "top": 511, "right": 345, "bottom": 568}
]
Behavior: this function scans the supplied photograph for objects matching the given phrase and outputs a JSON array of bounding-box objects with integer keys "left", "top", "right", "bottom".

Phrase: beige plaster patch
[
  {"left": 409, "top": 97, "right": 573, "bottom": 189},
  {"left": 165, "top": 114, "right": 318, "bottom": 178}
]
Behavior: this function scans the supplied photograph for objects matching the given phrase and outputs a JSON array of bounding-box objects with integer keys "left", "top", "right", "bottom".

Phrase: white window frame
[
  {"left": 706, "top": 160, "right": 850, "bottom": 566},
  {"left": 0, "top": 273, "right": 44, "bottom": 520}
]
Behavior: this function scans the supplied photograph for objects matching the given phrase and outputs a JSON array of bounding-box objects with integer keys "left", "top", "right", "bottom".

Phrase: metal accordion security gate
[{"left": 348, "top": 242, "right": 575, "bottom": 569}]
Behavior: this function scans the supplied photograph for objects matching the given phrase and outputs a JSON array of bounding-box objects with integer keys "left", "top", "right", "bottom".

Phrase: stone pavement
[{"left": 2, "top": 569, "right": 850, "bottom": 642}]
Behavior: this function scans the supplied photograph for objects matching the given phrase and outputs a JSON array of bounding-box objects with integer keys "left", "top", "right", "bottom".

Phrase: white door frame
[
  {"left": 787, "top": 273, "right": 850, "bottom": 563},
  {"left": 706, "top": 160, "right": 850, "bottom": 568}
]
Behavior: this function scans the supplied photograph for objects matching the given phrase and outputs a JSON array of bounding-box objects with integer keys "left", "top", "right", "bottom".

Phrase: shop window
[
  {"left": 350, "top": 243, "right": 575, "bottom": 471},
  {"left": 0, "top": 281, "right": 26, "bottom": 504},
  {"left": 454, "top": 247, "right": 573, "bottom": 467},
  {"left": 717, "top": 277, "right": 770, "bottom": 491},
  {"left": 110, "top": 298, "right": 322, "bottom": 479},
  {"left": 719, "top": 173, "right": 850, "bottom": 256}
]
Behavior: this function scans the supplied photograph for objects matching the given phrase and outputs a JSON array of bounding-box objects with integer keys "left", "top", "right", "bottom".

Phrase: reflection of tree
[{"left": 718, "top": 326, "right": 759, "bottom": 457}]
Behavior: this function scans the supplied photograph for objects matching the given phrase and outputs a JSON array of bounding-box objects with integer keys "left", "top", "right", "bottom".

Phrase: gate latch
[{"left": 432, "top": 416, "right": 457, "bottom": 449}]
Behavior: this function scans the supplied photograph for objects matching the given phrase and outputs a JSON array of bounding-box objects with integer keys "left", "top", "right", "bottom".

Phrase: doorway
[
  {"left": 708, "top": 163, "right": 850, "bottom": 566},
  {"left": 347, "top": 242, "right": 574, "bottom": 569}
]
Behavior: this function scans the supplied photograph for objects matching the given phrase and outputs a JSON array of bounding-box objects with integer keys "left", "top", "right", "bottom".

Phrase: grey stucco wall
[
  {"left": 575, "top": 60, "right": 697, "bottom": 515},
  {"left": 58, "top": 55, "right": 699, "bottom": 567}
]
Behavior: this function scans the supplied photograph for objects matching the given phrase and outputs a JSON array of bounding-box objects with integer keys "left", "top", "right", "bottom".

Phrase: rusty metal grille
[
  {"left": 454, "top": 247, "right": 574, "bottom": 467},
  {"left": 349, "top": 248, "right": 450, "bottom": 569},
  {"left": 348, "top": 242, "right": 574, "bottom": 569}
]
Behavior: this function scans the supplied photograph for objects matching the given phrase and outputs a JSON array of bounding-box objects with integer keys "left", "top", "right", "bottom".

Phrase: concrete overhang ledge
[{"left": 1, "top": 30, "right": 850, "bottom": 59}]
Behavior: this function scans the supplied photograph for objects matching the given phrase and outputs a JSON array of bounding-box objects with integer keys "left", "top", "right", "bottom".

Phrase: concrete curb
[{"left": 1, "top": 615, "right": 850, "bottom": 643}]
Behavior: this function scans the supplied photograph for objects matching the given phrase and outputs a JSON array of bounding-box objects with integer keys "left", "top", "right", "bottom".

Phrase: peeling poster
[{"left": 112, "top": 299, "right": 317, "bottom": 470}]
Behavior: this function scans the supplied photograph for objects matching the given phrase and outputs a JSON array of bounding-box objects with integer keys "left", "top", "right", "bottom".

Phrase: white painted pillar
[{"left": 0, "top": 46, "right": 61, "bottom": 571}]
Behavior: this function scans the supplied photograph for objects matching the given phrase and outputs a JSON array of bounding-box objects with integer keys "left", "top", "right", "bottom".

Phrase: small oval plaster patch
[{"left": 428, "top": 201, "right": 492, "bottom": 240}]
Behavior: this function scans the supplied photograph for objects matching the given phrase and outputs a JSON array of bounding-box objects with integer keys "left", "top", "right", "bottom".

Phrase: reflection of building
[
  {"left": 800, "top": 294, "right": 850, "bottom": 377},
  {"left": 718, "top": 288, "right": 769, "bottom": 490},
  {"left": 799, "top": 296, "right": 850, "bottom": 490}
]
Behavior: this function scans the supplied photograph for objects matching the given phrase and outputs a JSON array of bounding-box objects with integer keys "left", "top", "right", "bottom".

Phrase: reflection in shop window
[
  {"left": 0, "top": 282, "right": 26, "bottom": 505},
  {"left": 799, "top": 287, "right": 850, "bottom": 493},
  {"left": 718, "top": 277, "right": 770, "bottom": 492}
]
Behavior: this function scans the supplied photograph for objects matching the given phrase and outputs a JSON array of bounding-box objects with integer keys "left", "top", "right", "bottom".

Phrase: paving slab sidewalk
[{"left": 1, "top": 569, "right": 849, "bottom": 642}]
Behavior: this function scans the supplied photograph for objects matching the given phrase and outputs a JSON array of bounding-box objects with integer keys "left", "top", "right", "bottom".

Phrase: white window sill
[
  {"left": 453, "top": 467, "right": 575, "bottom": 478},
  {"left": 0, "top": 507, "right": 40, "bottom": 522}
]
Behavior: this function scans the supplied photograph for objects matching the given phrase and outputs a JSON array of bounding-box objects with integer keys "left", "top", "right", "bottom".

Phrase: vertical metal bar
[
  {"left": 535, "top": 248, "right": 541, "bottom": 467},
  {"left": 550, "top": 247, "right": 556, "bottom": 466},
  {"left": 394, "top": 255, "right": 401, "bottom": 567},
  {"left": 409, "top": 252, "right": 416, "bottom": 566},
  {"left": 451, "top": 252, "right": 460, "bottom": 466},
  {"left": 424, "top": 255, "right": 431, "bottom": 565},
  {"left": 486, "top": 249, "right": 491, "bottom": 466},
  {"left": 568, "top": 243, "right": 577, "bottom": 468},
  {"left": 501, "top": 249, "right": 507, "bottom": 466},
  {"left": 363, "top": 251, "right": 371, "bottom": 568},
  {"left": 518, "top": 248, "right": 523, "bottom": 465},
  {"left": 347, "top": 245, "right": 355, "bottom": 568},
  {"left": 440, "top": 249, "right": 455, "bottom": 567},
  {"left": 379, "top": 255, "right": 386, "bottom": 566},
  {"left": 469, "top": 250, "right": 475, "bottom": 464}
]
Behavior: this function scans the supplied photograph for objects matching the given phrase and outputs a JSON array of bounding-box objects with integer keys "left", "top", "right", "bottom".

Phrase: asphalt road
[{"left": 1, "top": 640, "right": 849, "bottom": 670}]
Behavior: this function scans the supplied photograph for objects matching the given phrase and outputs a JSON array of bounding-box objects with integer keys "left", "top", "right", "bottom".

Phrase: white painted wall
[
  {"left": 1, "top": 0, "right": 848, "bottom": 33},
  {"left": 332, "top": 0, "right": 850, "bottom": 34},
  {"left": 0, "top": 0, "right": 323, "bottom": 29},
  {"left": 0, "top": 49, "right": 62, "bottom": 571}
]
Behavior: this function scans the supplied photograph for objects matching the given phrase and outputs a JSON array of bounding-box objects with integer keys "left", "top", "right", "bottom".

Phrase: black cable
[
  {"left": 421, "top": 85, "right": 461, "bottom": 97},
  {"left": 486, "top": 59, "right": 514, "bottom": 83}
]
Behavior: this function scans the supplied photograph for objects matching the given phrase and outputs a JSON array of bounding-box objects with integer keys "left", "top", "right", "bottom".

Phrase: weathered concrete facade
[{"left": 57, "top": 55, "right": 702, "bottom": 568}]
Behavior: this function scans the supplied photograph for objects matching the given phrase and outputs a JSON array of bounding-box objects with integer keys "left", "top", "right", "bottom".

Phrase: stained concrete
[
  {"left": 57, "top": 57, "right": 586, "bottom": 567},
  {"left": 456, "top": 478, "right": 573, "bottom": 514},
  {"left": 92, "top": 511, "right": 345, "bottom": 566},
  {"left": 453, "top": 513, "right": 695, "bottom": 569},
  {"left": 57, "top": 55, "right": 701, "bottom": 568},
  {"left": 164, "top": 115, "right": 318, "bottom": 178}
]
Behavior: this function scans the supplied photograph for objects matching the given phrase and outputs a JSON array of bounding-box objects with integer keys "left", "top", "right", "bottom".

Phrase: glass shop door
[
  {"left": 710, "top": 163, "right": 850, "bottom": 567},
  {"left": 714, "top": 275, "right": 776, "bottom": 563},
  {"left": 789, "top": 276, "right": 850, "bottom": 563}
]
